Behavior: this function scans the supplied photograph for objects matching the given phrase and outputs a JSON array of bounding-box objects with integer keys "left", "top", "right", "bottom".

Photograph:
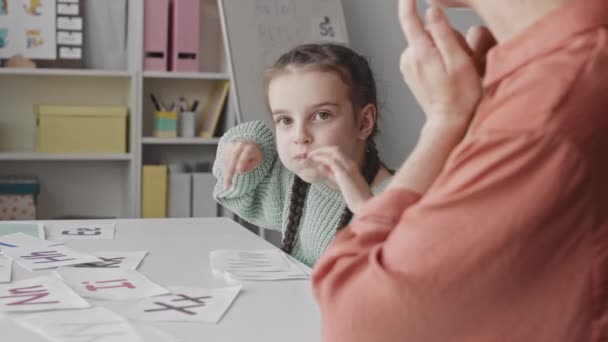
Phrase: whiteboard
[{"left": 219, "top": 0, "right": 349, "bottom": 126}]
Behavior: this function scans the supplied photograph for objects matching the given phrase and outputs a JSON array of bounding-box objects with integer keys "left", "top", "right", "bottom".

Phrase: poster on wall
[{"left": 0, "top": 0, "right": 56, "bottom": 59}]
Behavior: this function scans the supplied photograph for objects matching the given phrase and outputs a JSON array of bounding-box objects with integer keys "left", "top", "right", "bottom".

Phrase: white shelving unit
[
  {"left": 0, "top": 0, "right": 237, "bottom": 220},
  {"left": 142, "top": 138, "right": 220, "bottom": 145},
  {"left": 0, "top": 153, "right": 133, "bottom": 161},
  {"left": 142, "top": 71, "right": 229, "bottom": 80},
  {"left": 0, "top": 68, "right": 133, "bottom": 78}
]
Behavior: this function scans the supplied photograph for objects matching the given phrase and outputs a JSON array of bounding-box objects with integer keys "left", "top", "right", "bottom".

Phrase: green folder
[{"left": 0, "top": 222, "right": 44, "bottom": 238}]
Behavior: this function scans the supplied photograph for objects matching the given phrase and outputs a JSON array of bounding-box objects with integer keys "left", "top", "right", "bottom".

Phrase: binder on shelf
[
  {"left": 142, "top": 165, "right": 168, "bottom": 218},
  {"left": 83, "top": 0, "right": 128, "bottom": 70},
  {"left": 144, "top": 0, "right": 170, "bottom": 71},
  {"left": 168, "top": 172, "right": 192, "bottom": 218},
  {"left": 192, "top": 172, "right": 217, "bottom": 217},
  {"left": 199, "top": 81, "right": 230, "bottom": 138},
  {"left": 170, "top": 0, "right": 200, "bottom": 72}
]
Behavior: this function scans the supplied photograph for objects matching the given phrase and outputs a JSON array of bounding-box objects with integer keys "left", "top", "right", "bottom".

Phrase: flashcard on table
[
  {"left": 126, "top": 286, "right": 241, "bottom": 324},
  {"left": 0, "top": 255, "right": 12, "bottom": 283},
  {"left": 0, "top": 223, "right": 45, "bottom": 239},
  {"left": 220, "top": 266, "right": 309, "bottom": 281},
  {"left": 0, "top": 232, "right": 60, "bottom": 250},
  {"left": 68, "top": 251, "right": 148, "bottom": 270},
  {"left": 45, "top": 222, "right": 116, "bottom": 241},
  {"left": 3, "top": 245, "right": 101, "bottom": 271},
  {"left": 131, "top": 324, "right": 177, "bottom": 342},
  {"left": 56, "top": 268, "right": 169, "bottom": 301},
  {"left": 14, "top": 307, "right": 143, "bottom": 342},
  {"left": 0, "top": 276, "right": 90, "bottom": 312},
  {"left": 210, "top": 249, "right": 309, "bottom": 281},
  {"left": 210, "top": 250, "right": 290, "bottom": 272}
]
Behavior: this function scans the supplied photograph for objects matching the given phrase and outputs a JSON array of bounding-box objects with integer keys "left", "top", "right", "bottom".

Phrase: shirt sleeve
[{"left": 312, "top": 131, "right": 590, "bottom": 342}]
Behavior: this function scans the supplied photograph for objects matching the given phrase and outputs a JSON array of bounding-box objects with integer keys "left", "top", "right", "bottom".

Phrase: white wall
[{"left": 341, "top": 0, "right": 481, "bottom": 168}]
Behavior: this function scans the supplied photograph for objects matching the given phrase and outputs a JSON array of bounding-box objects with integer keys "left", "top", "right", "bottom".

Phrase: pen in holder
[
  {"left": 178, "top": 111, "right": 196, "bottom": 138},
  {"left": 153, "top": 111, "right": 178, "bottom": 137}
]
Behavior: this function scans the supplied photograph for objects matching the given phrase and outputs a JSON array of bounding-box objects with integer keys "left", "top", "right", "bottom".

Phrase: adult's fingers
[
  {"left": 453, "top": 29, "right": 474, "bottom": 57},
  {"left": 466, "top": 25, "right": 497, "bottom": 76},
  {"left": 426, "top": 6, "right": 471, "bottom": 73},
  {"left": 466, "top": 26, "right": 496, "bottom": 56},
  {"left": 398, "top": 0, "right": 433, "bottom": 49}
]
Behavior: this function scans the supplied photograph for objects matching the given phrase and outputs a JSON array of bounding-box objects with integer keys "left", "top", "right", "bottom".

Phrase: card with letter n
[{"left": 0, "top": 276, "right": 90, "bottom": 312}]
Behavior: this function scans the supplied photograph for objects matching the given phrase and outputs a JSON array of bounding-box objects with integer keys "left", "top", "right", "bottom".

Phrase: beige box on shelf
[{"left": 36, "top": 105, "right": 128, "bottom": 153}]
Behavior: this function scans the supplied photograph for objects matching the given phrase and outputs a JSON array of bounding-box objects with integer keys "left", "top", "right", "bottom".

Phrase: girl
[{"left": 213, "top": 43, "right": 392, "bottom": 267}]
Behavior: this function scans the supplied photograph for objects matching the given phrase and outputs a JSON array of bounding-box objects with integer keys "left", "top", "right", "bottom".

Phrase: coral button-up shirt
[{"left": 312, "top": 0, "right": 608, "bottom": 341}]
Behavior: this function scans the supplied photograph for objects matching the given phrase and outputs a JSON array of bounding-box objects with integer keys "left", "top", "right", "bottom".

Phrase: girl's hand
[
  {"left": 222, "top": 141, "right": 263, "bottom": 189},
  {"left": 399, "top": 0, "right": 485, "bottom": 129},
  {"left": 308, "top": 146, "right": 373, "bottom": 213}
]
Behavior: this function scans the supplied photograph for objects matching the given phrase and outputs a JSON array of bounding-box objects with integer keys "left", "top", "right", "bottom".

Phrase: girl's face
[{"left": 267, "top": 68, "right": 374, "bottom": 183}]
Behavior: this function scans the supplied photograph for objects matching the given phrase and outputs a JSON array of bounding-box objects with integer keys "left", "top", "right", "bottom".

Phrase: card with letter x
[{"left": 125, "top": 286, "right": 241, "bottom": 323}]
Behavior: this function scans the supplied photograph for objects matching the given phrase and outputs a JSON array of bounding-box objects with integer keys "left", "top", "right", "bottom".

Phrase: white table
[{"left": 1, "top": 218, "right": 321, "bottom": 342}]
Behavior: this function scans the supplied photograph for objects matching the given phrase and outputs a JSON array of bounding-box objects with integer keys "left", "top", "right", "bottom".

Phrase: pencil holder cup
[
  {"left": 153, "top": 111, "right": 178, "bottom": 138},
  {"left": 178, "top": 111, "right": 196, "bottom": 138}
]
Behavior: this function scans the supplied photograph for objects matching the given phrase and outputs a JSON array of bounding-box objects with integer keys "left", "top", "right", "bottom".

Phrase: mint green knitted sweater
[{"left": 213, "top": 121, "right": 388, "bottom": 267}]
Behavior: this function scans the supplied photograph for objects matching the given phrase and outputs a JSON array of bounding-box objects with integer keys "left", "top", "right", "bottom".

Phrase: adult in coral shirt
[{"left": 310, "top": 0, "right": 608, "bottom": 341}]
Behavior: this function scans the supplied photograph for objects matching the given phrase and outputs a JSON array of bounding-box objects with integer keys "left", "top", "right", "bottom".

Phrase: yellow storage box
[{"left": 37, "top": 105, "right": 128, "bottom": 153}]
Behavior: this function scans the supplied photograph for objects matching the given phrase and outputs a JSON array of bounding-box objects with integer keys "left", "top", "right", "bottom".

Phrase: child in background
[{"left": 213, "top": 43, "right": 392, "bottom": 267}]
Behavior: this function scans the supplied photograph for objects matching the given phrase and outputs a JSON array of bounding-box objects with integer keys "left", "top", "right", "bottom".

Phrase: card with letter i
[{"left": 56, "top": 268, "right": 169, "bottom": 301}]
